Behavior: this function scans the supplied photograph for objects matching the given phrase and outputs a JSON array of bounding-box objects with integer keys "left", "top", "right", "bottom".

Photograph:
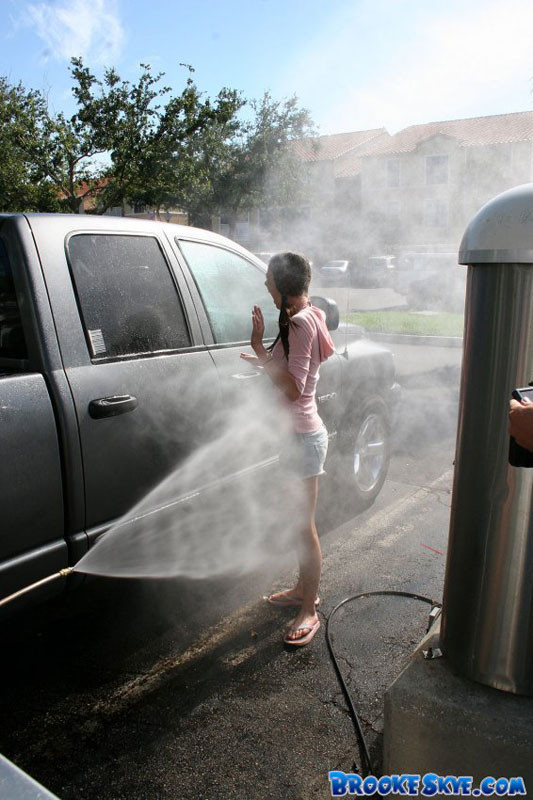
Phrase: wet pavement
[{"left": 0, "top": 339, "right": 461, "bottom": 799}]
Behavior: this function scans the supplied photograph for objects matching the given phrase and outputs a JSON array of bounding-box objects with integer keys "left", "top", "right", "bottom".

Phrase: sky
[{"left": 2, "top": 0, "right": 533, "bottom": 136}]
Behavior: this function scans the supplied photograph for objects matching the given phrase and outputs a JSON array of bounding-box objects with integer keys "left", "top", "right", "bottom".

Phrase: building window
[
  {"left": 235, "top": 211, "right": 250, "bottom": 241},
  {"left": 426, "top": 155, "right": 449, "bottom": 185},
  {"left": 296, "top": 205, "right": 312, "bottom": 220},
  {"left": 387, "top": 199, "right": 400, "bottom": 221},
  {"left": 387, "top": 158, "right": 400, "bottom": 188},
  {"left": 218, "top": 215, "right": 230, "bottom": 236},
  {"left": 424, "top": 198, "right": 448, "bottom": 227},
  {"left": 258, "top": 207, "right": 274, "bottom": 229}
]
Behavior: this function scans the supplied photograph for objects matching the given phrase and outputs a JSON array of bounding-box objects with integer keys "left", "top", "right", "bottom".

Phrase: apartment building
[
  {"left": 357, "top": 110, "right": 533, "bottom": 257},
  {"left": 262, "top": 111, "right": 533, "bottom": 263}
]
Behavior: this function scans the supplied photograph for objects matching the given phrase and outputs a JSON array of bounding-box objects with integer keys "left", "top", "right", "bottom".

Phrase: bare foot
[
  {"left": 285, "top": 611, "right": 319, "bottom": 641},
  {"left": 265, "top": 589, "right": 320, "bottom": 607},
  {"left": 268, "top": 588, "right": 302, "bottom": 603},
  {"left": 284, "top": 612, "right": 320, "bottom": 646}
]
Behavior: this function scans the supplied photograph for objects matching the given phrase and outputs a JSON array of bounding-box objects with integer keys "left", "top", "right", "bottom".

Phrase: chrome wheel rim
[{"left": 352, "top": 414, "right": 387, "bottom": 493}]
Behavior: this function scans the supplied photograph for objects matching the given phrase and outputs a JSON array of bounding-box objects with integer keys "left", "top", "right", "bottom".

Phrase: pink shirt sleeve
[{"left": 287, "top": 315, "right": 315, "bottom": 394}]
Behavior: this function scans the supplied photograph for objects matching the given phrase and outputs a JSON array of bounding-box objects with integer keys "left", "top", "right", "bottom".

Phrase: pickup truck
[{"left": 0, "top": 213, "right": 400, "bottom": 607}]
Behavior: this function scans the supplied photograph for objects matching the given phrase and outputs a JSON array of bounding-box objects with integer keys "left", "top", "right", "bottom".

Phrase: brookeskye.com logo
[{"left": 328, "top": 772, "right": 527, "bottom": 797}]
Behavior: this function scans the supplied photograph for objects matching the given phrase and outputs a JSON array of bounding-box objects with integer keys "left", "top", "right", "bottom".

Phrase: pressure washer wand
[{"left": 0, "top": 568, "right": 74, "bottom": 610}]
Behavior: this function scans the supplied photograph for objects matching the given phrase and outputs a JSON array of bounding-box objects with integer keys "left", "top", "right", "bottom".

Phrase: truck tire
[{"left": 334, "top": 396, "right": 391, "bottom": 512}]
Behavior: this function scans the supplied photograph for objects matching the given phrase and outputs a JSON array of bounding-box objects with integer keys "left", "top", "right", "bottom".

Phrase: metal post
[{"left": 441, "top": 183, "right": 533, "bottom": 695}]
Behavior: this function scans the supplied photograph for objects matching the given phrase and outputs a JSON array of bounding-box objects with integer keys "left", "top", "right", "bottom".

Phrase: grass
[{"left": 343, "top": 310, "right": 464, "bottom": 337}]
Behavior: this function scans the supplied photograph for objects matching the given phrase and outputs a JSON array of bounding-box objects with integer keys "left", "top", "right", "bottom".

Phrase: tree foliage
[
  {"left": 0, "top": 60, "right": 313, "bottom": 227},
  {"left": 0, "top": 78, "right": 60, "bottom": 212},
  {"left": 214, "top": 92, "right": 315, "bottom": 231}
]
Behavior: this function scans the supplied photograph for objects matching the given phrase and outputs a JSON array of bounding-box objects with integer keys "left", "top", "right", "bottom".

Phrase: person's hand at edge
[{"left": 509, "top": 397, "right": 533, "bottom": 451}]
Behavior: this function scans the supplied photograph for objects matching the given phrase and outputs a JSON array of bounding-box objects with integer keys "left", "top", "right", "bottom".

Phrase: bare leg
[
  {"left": 266, "top": 474, "right": 319, "bottom": 605},
  {"left": 285, "top": 476, "right": 321, "bottom": 642}
]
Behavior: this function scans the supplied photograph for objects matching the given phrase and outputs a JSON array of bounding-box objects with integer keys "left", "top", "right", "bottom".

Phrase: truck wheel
[{"left": 335, "top": 397, "right": 391, "bottom": 511}]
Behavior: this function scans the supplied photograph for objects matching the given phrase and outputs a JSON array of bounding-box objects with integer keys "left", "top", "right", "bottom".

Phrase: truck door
[
  {"left": 44, "top": 228, "right": 221, "bottom": 543},
  {"left": 0, "top": 235, "right": 66, "bottom": 597},
  {"left": 172, "top": 239, "right": 283, "bottom": 465}
]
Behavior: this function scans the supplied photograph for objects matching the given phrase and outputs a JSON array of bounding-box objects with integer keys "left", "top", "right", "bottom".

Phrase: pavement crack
[
  {"left": 357, "top": 714, "right": 378, "bottom": 729},
  {"left": 337, "top": 653, "right": 355, "bottom": 672},
  {"left": 322, "top": 694, "right": 351, "bottom": 717}
]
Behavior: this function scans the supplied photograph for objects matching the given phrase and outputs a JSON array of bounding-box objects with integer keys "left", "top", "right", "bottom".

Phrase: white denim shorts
[{"left": 280, "top": 425, "right": 329, "bottom": 480}]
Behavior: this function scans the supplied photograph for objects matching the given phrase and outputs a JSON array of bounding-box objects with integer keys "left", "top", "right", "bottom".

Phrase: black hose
[{"left": 324, "top": 590, "right": 441, "bottom": 777}]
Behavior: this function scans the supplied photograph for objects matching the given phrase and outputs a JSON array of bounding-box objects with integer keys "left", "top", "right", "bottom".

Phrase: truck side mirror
[{"left": 310, "top": 295, "right": 339, "bottom": 331}]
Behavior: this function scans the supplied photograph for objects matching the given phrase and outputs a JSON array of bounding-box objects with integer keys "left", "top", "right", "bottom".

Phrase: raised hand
[
  {"left": 240, "top": 353, "right": 260, "bottom": 364},
  {"left": 251, "top": 305, "right": 265, "bottom": 353}
]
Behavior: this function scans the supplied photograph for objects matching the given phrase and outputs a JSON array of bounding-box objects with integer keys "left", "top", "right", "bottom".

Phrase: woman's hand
[
  {"left": 243, "top": 306, "right": 300, "bottom": 401},
  {"left": 240, "top": 353, "right": 260, "bottom": 365},
  {"left": 240, "top": 306, "right": 268, "bottom": 365},
  {"left": 251, "top": 305, "right": 265, "bottom": 353}
]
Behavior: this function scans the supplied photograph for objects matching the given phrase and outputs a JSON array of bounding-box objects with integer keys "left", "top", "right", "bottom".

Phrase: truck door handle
[
  {"left": 317, "top": 392, "right": 337, "bottom": 405},
  {"left": 89, "top": 395, "right": 138, "bottom": 419}
]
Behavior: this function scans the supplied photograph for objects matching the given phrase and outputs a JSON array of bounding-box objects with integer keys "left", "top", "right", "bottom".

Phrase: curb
[
  {"left": 367, "top": 331, "right": 463, "bottom": 348},
  {"left": 339, "top": 323, "right": 463, "bottom": 349}
]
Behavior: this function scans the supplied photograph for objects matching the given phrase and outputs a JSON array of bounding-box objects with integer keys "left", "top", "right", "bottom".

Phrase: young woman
[{"left": 241, "top": 252, "right": 335, "bottom": 646}]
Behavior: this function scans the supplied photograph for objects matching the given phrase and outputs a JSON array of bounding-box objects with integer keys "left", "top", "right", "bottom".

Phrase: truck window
[
  {"left": 67, "top": 234, "right": 191, "bottom": 359},
  {"left": 0, "top": 240, "right": 27, "bottom": 360},
  {"left": 178, "top": 240, "right": 278, "bottom": 344}
]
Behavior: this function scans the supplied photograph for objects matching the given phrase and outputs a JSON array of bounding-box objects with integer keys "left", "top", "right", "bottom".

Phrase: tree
[
  {"left": 67, "top": 59, "right": 244, "bottom": 216},
  {"left": 0, "top": 78, "right": 60, "bottom": 212},
  {"left": 165, "top": 101, "right": 243, "bottom": 229},
  {"left": 1, "top": 59, "right": 244, "bottom": 215},
  {"left": 211, "top": 92, "right": 315, "bottom": 236},
  {"left": 124, "top": 69, "right": 245, "bottom": 224},
  {"left": 170, "top": 91, "right": 315, "bottom": 232},
  {"left": 1, "top": 66, "right": 116, "bottom": 213},
  {"left": 0, "top": 63, "right": 314, "bottom": 225}
]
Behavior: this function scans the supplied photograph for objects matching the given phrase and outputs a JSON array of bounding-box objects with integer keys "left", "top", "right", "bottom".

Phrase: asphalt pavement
[
  {"left": 0, "top": 283, "right": 464, "bottom": 799},
  {"left": 0, "top": 365, "right": 459, "bottom": 799}
]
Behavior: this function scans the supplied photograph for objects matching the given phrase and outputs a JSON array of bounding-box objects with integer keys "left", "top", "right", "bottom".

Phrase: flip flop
[
  {"left": 284, "top": 619, "right": 321, "bottom": 647},
  {"left": 264, "top": 590, "right": 320, "bottom": 608}
]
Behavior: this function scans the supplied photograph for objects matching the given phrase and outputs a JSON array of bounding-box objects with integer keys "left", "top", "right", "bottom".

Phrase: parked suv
[
  {"left": 394, "top": 252, "right": 465, "bottom": 310},
  {"left": 359, "top": 255, "right": 396, "bottom": 287},
  {"left": 318, "top": 259, "right": 353, "bottom": 286}
]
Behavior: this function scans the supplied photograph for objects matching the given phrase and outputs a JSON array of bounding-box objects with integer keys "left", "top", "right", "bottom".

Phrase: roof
[
  {"left": 334, "top": 152, "right": 364, "bottom": 179},
  {"left": 358, "top": 110, "right": 533, "bottom": 157},
  {"left": 58, "top": 178, "right": 110, "bottom": 200},
  {"left": 290, "top": 128, "right": 387, "bottom": 162}
]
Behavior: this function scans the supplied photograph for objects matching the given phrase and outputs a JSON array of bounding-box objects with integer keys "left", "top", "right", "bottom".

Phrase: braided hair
[{"left": 267, "top": 252, "right": 312, "bottom": 359}]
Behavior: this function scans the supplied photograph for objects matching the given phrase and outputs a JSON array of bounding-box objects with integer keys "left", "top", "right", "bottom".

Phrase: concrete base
[{"left": 383, "top": 627, "right": 533, "bottom": 792}]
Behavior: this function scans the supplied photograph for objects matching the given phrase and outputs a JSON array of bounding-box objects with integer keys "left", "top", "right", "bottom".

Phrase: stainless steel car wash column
[{"left": 441, "top": 183, "right": 533, "bottom": 696}]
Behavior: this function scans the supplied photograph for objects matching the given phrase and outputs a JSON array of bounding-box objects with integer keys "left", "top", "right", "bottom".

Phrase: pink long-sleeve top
[{"left": 271, "top": 304, "right": 335, "bottom": 433}]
